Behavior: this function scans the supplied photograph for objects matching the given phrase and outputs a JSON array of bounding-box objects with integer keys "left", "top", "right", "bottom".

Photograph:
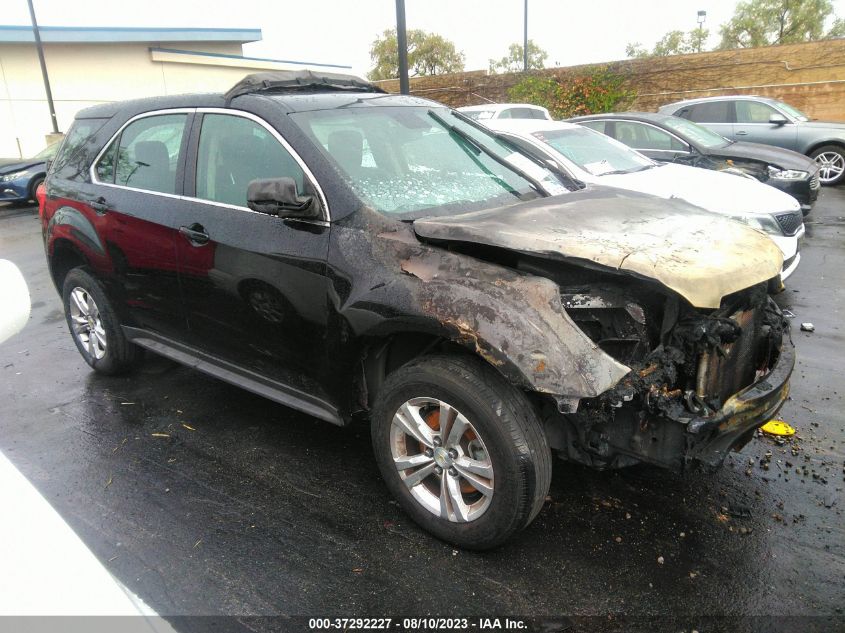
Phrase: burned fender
[
  {"left": 397, "top": 247, "right": 630, "bottom": 398},
  {"left": 327, "top": 210, "right": 631, "bottom": 401}
]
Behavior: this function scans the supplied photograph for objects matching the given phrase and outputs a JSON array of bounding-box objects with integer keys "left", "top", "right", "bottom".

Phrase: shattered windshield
[
  {"left": 534, "top": 127, "right": 654, "bottom": 176},
  {"left": 290, "top": 106, "right": 567, "bottom": 218}
]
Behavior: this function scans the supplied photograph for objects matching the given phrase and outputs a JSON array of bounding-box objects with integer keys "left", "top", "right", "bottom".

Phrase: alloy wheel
[
  {"left": 814, "top": 151, "right": 844, "bottom": 184},
  {"left": 68, "top": 287, "right": 107, "bottom": 360},
  {"left": 390, "top": 397, "right": 494, "bottom": 522}
]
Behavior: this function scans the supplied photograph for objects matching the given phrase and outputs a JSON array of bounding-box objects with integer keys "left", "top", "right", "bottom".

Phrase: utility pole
[
  {"left": 26, "top": 0, "right": 59, "bottom": 134},
  {"left": 396, "top": 0, "right": 410, "bottom": 95},
  {"left": 523, "top": 0, "right": 529, "bottom": 71}
]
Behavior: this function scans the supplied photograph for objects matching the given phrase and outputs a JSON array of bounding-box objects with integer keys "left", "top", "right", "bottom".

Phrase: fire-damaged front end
[
  {"left": 411, "top": 189, "right": 795, "bottom": 473},
  {"left": 554, "top": 282, "right": 792, "bottom": 472}
]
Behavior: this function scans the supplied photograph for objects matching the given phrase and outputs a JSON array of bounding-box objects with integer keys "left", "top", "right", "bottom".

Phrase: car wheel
[
  {"left": 28, "top": 176, "right": 45, "bottom": 202},
  {"left": 62, "top": 268, "right": 141, "bottom": 374},
  {"left": 371, "top": 354, "right": 551, "bottom": 549},
  {"left": 810, "top": 145, "right": 845, "bottom": 185}
]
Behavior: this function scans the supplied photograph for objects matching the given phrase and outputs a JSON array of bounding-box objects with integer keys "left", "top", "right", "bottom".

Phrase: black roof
[{"left": 74, "top": 71, "right": 437, "bottom": 121}]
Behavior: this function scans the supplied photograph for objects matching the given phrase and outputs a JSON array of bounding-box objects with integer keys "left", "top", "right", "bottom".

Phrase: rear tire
[
  {"left": 371, "top": 354, "right": 551, "bottom": 550},
  {"left": 62, "top": 268, "right": 141, "bottom": 375},
  {"left": 810, "top": 145, "right": 845, "bottom": 185}
]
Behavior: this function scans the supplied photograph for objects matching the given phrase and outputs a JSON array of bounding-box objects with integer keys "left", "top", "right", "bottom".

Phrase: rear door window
[
  {"left": 95, "top": 114, "right": 188, "bottom": 194},
  {"left": 687, "top": 101, "right": 732, "bottom": 123},
  {"left": 614, "top": 121, "right": 686, "bottom": 151}
]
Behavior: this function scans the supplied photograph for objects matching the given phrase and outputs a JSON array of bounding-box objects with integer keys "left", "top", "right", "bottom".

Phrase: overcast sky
[{"left": 4, "top": 0, "right": 845, "bottom": 76}]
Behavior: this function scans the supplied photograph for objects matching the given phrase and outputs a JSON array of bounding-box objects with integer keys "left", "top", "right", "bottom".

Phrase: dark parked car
[
  {"left": 41, "top": 71, "right": 793, "bottom": 548},
  {"left": 570, "top": 112, "right": 820, "bottom": 213},
  {"left": 0, "top": 142, "right": 59, "bottom": 204},
  {"left": 659, "top": 95, "right": 845, "bottom": 186}
]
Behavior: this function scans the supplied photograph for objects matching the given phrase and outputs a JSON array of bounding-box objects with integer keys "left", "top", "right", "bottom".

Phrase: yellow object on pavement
[{"left": 761, "top": 419, "right": 796, "bottom": 436}]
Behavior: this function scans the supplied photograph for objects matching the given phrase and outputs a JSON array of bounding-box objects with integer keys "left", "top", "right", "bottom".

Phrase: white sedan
[
  {"left": 457, "top": 103, "right": 552, "bottom": 121},
  {"left": 484, "top": 119, "right": 805, "bottom": 281}
]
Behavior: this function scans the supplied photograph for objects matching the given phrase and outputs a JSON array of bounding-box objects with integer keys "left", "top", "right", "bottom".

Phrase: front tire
[
  {"left": 28, "top": 176, "right": 44, "bottom": 202},
  {"left": 810, "top": 145, "right": 845, "bottom": 185},
  {"left": 371, "top": 354, "right": 551, "bottom": 549},
  {"left": 62, "top": 268, "right": 141, "bottom": 375}
]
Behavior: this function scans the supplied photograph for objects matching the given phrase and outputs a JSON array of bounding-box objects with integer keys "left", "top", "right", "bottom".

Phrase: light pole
[
  {"left": 523, "top": 0, "right": 529, "bottom": 71},
  {"left": 696, "top": 10, "right": 707, "bottom": 53},
  {"left": 396, "top": 0, "right": 410, "bottom": 95},
  {"left": 26, "top": 0, "right": 59, "bottom": 134}
]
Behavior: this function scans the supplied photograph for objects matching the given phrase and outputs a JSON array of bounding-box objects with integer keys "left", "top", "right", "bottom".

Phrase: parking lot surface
[{"left": 0, "top": 190, "right": 843, "bottom": 631}]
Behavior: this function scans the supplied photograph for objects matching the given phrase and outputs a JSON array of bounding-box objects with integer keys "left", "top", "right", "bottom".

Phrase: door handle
[
  {"left": 735, "top": 130, "right": 749, "bottom": 136},
  {"left": 90, "top": 196, "right": 108, "bottom": 214},
  {"left": 179, "top": 223, "right": 210, "bottom": 245}
]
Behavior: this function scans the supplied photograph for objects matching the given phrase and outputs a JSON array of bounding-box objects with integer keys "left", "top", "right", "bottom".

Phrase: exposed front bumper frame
[{"left": 685, "top": 338, "right": 795, "bottom": 469}]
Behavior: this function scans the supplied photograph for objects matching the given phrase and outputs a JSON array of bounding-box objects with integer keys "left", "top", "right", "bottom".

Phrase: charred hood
[{"left": 413, "top": 187, "right": 783, "bottom": 309}]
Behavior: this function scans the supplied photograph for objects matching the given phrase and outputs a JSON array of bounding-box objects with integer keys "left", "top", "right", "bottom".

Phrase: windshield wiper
[
  {"left": 599, "top": 164, "right": 654, "bottom": 176},
  {"left": 450, "top": 110, "right": 584, "bottom": 192},
  {"left": 427, "top": 109, "right": 551, "bottom": 196}
]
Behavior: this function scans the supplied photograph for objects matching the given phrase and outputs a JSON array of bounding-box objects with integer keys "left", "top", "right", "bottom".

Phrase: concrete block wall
[{"left": 375, "top": 38, "right": 845, "bottom": 121}]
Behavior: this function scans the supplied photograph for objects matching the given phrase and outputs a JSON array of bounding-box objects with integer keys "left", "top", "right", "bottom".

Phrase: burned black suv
[{"left": 41, "top": 71, "right": 793, "bottom": 549}]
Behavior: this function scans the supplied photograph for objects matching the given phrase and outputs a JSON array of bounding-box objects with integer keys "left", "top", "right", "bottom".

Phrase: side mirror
[
  {"left": 769, "top": 113, "right": 788, "bottom": 126},
  {"left": 247, "top": 177, "right": 320, "bottom": 219}
]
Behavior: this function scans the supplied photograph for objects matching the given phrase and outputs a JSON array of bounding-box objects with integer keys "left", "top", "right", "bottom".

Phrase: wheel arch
[
  {"left": 49, "top": 238, "right": 90, "bottom": 292},
  {"left": 805, "top": 139, "right": 845, "bottom": 156},
  {"left": 359, "top": 328, "right": 477, "bottom": 409}
]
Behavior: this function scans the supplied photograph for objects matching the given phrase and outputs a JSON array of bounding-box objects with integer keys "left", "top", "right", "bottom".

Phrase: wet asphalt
[{"left": 0, "top": 190, "right": 843, "bottom": 633}]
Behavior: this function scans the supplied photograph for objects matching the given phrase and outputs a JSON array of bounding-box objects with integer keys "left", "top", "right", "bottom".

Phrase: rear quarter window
[{"left": 50, "top": 118, "right": 110, "bottom": 181}]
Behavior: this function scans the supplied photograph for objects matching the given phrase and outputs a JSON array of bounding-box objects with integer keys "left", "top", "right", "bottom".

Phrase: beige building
[{"left": 0, "top": 25, "right": 350, "bottom": 158}]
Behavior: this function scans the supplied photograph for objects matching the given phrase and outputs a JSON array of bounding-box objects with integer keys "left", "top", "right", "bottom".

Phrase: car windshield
[
  {"left": 532, "top": 127, "right": 654, "bottom": 176},
  {"left": 461, "top": 110, "right": 495, "bottom": 121},
  {"left": 290, "top": 106, "right": 568, "bottom": 218},
  {"left": 662, "top": 117, "right": 729, "bottom": 148},
  {"left": 32, "top": 142, "right": 60, "bottom": 160},
  {"left": 775, "top": 101, "right": 810, "bottom": 122}
]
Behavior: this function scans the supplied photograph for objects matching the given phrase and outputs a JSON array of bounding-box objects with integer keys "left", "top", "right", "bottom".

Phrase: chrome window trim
[{"left": 88, "top": 106, "right": 331, "bottom": 222}]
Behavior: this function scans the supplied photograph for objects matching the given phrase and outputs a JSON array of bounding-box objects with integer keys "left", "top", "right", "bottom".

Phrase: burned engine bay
[
  {"left": 406, "top": 195, "right": 791, "bottom": 473},
  {"left": 542, "top": 264, "right": 789, "bottom": 472}
]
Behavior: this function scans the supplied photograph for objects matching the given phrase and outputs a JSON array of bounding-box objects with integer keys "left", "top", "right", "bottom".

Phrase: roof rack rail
[{"left": 225, "top": 70, "right": 386, "bottom": 104}]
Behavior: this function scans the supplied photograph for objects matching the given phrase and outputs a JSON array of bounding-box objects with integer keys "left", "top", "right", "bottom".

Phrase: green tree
[
  {"left": 489, "top": 40, "right": 548, "bottom": 73},
  {"left": 508, "top": 69, "right": 634, "bottom": 119},
  {"left": 367, "top": 29, "right": 465, "bottom": 80},
  {"left": 718, "top": 0, "right": 842, "bottom": 49},
  {"left": 626, "top": 28, "right": 710, "bottom": 58}
]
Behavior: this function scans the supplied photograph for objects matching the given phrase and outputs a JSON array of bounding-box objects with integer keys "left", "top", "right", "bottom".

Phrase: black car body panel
[
  {"left": 569, "top": 112, "right": 820, "bottom": 210},
  {"left": 41, "top": 78, "right": 793, "bottom": 473}
]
